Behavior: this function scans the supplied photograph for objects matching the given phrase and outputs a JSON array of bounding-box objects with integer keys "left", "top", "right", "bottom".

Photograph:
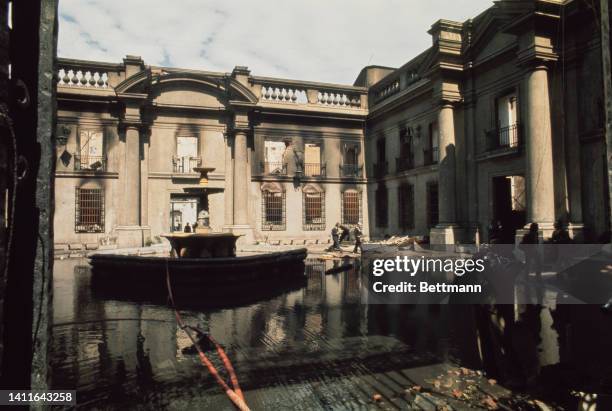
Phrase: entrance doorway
[
  {"left": 170, "top": 194, "right": 203, "bottom": 232},
  {"left": 491, "top": 175, "right": 526, "bottom": 242}
]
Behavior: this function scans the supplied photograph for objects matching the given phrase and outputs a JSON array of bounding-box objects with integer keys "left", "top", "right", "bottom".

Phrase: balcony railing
[
  {"left": 303, "top": 162, "right": 326, "bottom": 177},
  {"left": 486, "top": 123, "right": 521, "bottom": 151},
  {"left": 396, "top": 155, "right": 415, "bottom": 172},
  {"left": 423, "top": 147, "right": 439, "bottom": 165},
  {"left": 74, "top": 154, "right": 106, "bottom": 171},
  {"left": 373, "top": 161, "right": 388, "bottom": 178},
  {"left": 172, "top": 156, "right": 202, "bottom": 174},
  {"left": 340, "top": 164, "right": 363, "bottom": 178},
  {"left": 261, "top": 161, "right": 287, "bottom": 175}
]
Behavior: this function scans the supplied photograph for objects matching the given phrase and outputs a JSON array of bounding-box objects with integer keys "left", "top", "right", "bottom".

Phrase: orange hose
[{"left": 165, "top": 260, "right": 250, "bottom": 410}]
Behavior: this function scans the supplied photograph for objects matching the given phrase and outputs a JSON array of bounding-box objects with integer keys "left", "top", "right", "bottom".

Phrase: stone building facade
[
  {"left": 54, "top": 0, "right": 610, "bottom": 250},
  {"left": 55, "top": 58, "right": 369, "bottom": 249},
  {"left": 363, "top": 0, "right": 609, "bottom": 243}
]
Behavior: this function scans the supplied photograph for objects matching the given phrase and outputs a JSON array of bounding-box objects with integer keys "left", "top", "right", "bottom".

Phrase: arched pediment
[
  {"left": 261, "top": 182, "right": 284, "bottom": 193},
  {"left": 114, "top": 70, "right": 258, "bottom": 105}
]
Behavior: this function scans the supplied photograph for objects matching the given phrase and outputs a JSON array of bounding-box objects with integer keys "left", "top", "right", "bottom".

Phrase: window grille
[
  {"left": 262, "top": 190, "right": 286, "bottom": 230},
  {"left": 398, "top": 184, "right": 415, "bottom": 230},
  {"left": 341, "top": 190, "right": 361, "bottom": 226},
  {"left": 303, "top": 191, "right": 325, "bottom": 230},
  {"left": 427, "top": 183, "right": 439, "bottom": 228},
  {"left": 75, "top": 187, "right": 105, "bottom": 233},
  {"left": 375, "top": 185, "right": 388, "bottom": 227}
]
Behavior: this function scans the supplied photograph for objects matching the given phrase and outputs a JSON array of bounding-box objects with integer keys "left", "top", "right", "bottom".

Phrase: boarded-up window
[
  {"left": 75, "top": 187, "right": 104, "bottom": 233},
  {"left": 303, "top": 186, "right": 325, "bottom": 230},
  {"left": 262, "top": 187, "right": 285, "bottom": 231},
  {"left": 398, "top": 183, "right": 415, "bottom": 230},
  {"left": 342, "top": 190, "right": 361, "bottom": 225}
]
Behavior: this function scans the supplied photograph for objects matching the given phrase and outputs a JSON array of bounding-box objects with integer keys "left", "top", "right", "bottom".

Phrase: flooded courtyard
[{"left": 51, "top": 257, "right": 612, "bottom": 410}]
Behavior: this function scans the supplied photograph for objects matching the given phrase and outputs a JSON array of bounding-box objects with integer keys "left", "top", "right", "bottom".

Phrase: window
[
  {"left": 75, "top": 187, "right": 104, "bottom": 233},
  {"left": 303, "top": 185, "right": 325, "bottom": 230},
  {"left": 397, "top": 127, "right": 414, "bottom": 171},
  {"left": 263, "top": 140, "right": 287, "bottom": 174},
  {"left": 341, "top": 190, "right": 361, "bottom": 225},
  {"left": 495, "top": 92, "right": 519, "bottom": 147},
  {"left": 340, "top": 143, "right": 360, "bottom": 177},
  {"left": 374, "top": 138, "right": 387, "bottom": 177},
  {"left": 424, "top": 122, "right": 439, "bottom": 165},
  {"left": 174, "top": 136, "right": 200, "bottom": 173},
  {"left": 375, "top": 184, "right": 388, "bottom": 227},
  {"left": 398, "top": 183, "right": 415, "bottom": 230},
  {"left": 304, "top": 143, "right": 322, "bottom": 176},
  {"left": 262, "top": 184, "right": 286, "bottom": 230},
  {"left": 76, "top": 130, "right": 105, "bottom": 171},
  {"left": 427, "top": 183, "right": 439, "bottom": 228}
]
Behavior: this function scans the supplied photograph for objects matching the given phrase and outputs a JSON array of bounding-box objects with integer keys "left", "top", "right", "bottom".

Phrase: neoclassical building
[{"left": 54, "top": 0, "right": 610, "bottom": 250}]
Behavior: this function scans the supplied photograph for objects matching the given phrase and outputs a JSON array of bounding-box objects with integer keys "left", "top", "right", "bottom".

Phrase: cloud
[{"left": 58, "top": 0, "right": 493, "bottom": 84}]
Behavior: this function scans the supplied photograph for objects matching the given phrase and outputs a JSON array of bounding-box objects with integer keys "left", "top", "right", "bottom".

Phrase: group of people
[
  {"left": 488, "top": 218, "right": 573, "bottom": 283},
  {"left": 328, "top": 222, "right": 362, "bottom": 253}
]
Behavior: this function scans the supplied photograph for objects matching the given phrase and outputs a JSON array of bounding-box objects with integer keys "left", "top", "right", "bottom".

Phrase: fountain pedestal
[{"left": 162, "top": 232, "right": 242, "bottom": 258}]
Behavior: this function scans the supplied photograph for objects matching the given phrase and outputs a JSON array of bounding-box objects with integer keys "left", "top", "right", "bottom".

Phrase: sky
[{"left": 58, "top": 0, "right": 494, "bottom": 85}]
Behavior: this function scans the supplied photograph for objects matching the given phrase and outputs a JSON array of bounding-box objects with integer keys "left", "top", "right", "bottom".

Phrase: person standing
[
  {"left": 184, "top": 222, "right": 192, "bottom": 233},
  {"left": 338, "top": 223, "right": 351, "bottom": 244},
  {"left": 353, "top": 223, "right": 363, "bottom": 253},
  {"left": 329, "top": 223, "right": 341, "bottom": 251},
  {"left": 520, "top": 223, "right": 541, "bottom": 282}
]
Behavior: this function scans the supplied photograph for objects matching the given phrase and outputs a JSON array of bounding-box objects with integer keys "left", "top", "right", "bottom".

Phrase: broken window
[
  {"left": 174, "top": 136, "right": 200, "bottom": 173},
  {"left": 76, "top": 130, "right": 105, "bottom": 171},
  {"left": 263, "top": 140, "right": 287, "bottom": 174},
  {"left": 304, "top": 143, "right": 322, "bottom": 176}
]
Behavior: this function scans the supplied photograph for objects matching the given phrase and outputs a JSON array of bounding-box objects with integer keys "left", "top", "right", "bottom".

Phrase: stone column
[
  {"left": 430, "top": 102, "right": 462, "bottom": 245},
  {"left": 122, "top": 124, "right": 141, "bottom": 225},
  {"left": 437, "top": 103, "right": 457, "bottom": 224},
  {"left": 223, "top": 132, "right": 234, "bottom": 228},
  {"left": 115, "top": 123, "right": 147, "bottom": 247},
  {"left": 233, "top": 129, "right": 249, "bottom": 225},
  {"left": 524, "top": 65, "right": 555, "bottom": 233}
]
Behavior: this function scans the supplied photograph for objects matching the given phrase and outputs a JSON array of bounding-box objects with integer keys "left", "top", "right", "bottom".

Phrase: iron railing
[
  {"left": 75, "top": 187, "right": 105, "bottom": 233},
  {"left": 303, "top": 162, "right": 326, "bottom": 177},
  {"left": 74, "top": 154, "right": 106, "bottom": 171},
  {"left": 261, "top": 161, "right": 288, "bottom": 175},
  {"left": 486, "top": 123, "right": 521, "bottom": 150},
  {"left": 172, "top": 156, "right": 202, "bottom": 173},
  {"left": 339, "top": 164, "right": 362, "bottom": 178}
]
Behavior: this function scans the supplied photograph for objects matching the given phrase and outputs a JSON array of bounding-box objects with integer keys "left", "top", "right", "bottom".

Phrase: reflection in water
[{"left": 51, "top": 258, "right": 612, "bottom": 409}]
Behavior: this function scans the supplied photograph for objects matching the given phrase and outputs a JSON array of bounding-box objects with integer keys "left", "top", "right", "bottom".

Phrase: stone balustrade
[
  {"left": 315, "top": 90, "right": 361, "bottom": 108},
  {"left": 375, "top": 79, "right": 400, "bottom": 103},
  {"left": 261, "top": 85, "right": 307, "bottom": 103},
  {"left": 58, "top": 68, "right": 109, "bottom": 88},
  {"left": 254, "top": 77, "right": 366, "bottom": 110}
]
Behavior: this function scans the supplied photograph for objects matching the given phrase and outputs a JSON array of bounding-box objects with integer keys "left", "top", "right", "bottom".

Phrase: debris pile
[{"left": 372, "top": 235, "right": 425, "bottom": 248}]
